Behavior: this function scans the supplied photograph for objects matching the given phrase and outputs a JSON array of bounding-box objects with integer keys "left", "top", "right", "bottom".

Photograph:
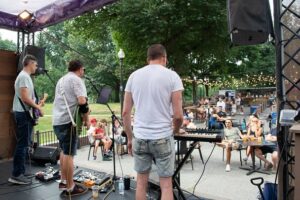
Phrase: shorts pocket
[
  {"left": 152, "top": 138, "right": 172, "bottom": 158},
  {"left": 133, "top": 138, "right": 147, "bottom": 154}
]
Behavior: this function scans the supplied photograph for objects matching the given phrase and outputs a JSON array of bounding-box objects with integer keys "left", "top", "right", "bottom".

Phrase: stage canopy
[{"left": 0, "top": 0, "right": 116, "bottom": 32}]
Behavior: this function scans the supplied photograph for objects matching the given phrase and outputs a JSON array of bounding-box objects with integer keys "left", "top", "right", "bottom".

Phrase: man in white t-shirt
[
  {"left": 217, "top": 97, "right": 226, "bottom": 112},
  {"left": 123, "top": 44, "right": 183, "bottom": 200}
]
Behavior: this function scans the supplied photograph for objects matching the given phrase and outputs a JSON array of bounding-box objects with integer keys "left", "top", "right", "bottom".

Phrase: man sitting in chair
[
  {"left": 218, "top": 119, "right": 244, "bottom": 172},
  {"left": 87, "top": 119, "right": 112, "bottom": 161},
  {"left": 255, "top": 128, "right": 278, "bottom": 170}
]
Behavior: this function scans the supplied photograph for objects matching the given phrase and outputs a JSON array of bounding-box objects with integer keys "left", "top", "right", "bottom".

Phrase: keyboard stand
[{"left": 173, "top": 141, "right": 198, "bottom": 200}]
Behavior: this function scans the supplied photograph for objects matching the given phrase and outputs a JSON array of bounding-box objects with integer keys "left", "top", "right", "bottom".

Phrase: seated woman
[
  {"left": 243, "top": 116, "right": 262, "bottom": 163},
  {"left": 255, "top": 128, "right": 278, "bottom": 170},
  {"left": 88, "top": 119, "right": 112, "bottom": 161},
  {"left": 113, "top": 120, "right": 127, "bottom": 154},
  {"left": 197, "top": 106, "right": 206, "bottom": 122},
  {"left": 218, "top": 119, "right": 244, "bottom": 172},
  {"left": 208, "top": 107, "right": 225, "bottom": 129}
]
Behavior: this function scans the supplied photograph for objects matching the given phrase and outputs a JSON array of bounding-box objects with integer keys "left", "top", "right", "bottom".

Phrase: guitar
[
  {"left": 32, "top": 93, "right": 48, "bottom": 125},
  {"left": 73, "top": 105, "right": 90, "bottom": 135}
]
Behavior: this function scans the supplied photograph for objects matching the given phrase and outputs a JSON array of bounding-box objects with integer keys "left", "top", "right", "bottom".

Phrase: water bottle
[
  {"left": 241, "top": 118, "right": 247, "bottom": 133},
  {"left": 119, "top": 178, "right": 124, "bottom": 195}
]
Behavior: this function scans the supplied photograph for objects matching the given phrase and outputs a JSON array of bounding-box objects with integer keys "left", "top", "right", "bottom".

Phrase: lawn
[{"left": 35, "top": 103, "right": 121, "bottom": 132}]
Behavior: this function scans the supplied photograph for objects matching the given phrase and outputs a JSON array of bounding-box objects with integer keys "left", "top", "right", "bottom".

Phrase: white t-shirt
[
  {"left": 217, "top": 101, "right": 226, "bottom": 111},
  {"left": 236, "top": 97, "right": 241, "bottom": 106},
  {"left": 87, "top": 126, "right": 96, "bottom": 144},
  {"left": 52, "top": 72, "right": 87, "bottom": 126},
  {"left": 125, "top": 64, "right": 183, "bottom": 140}
]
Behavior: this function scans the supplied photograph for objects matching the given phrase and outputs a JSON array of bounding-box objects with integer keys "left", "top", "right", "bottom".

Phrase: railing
[{"left": 34, "top": 127, "right": 90, "bottom": 148}]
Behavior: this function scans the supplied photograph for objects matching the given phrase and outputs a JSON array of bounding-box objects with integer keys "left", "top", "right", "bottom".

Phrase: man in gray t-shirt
[
  {"left": 52, "top": 60, "right": 90, "bottom": 196},
  {"left": 9, "top": 55, "right": 43, "bottom": 185}
]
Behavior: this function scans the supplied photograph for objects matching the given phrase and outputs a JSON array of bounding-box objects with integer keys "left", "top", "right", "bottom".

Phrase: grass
[{"left": 35, "top": 103, "right": 121, "bottom": 132}]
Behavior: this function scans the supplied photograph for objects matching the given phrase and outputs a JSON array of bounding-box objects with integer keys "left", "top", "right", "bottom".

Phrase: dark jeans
[{"left": 12, "top": 111, "right": 33, "bottom": 177}]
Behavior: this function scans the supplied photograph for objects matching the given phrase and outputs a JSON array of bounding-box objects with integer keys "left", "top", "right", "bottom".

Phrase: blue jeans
[{"left": 12, "top": 111, "right": 33, "bottom": 177}]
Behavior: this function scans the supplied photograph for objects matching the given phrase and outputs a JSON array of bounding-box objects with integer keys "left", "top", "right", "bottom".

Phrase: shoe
[
  {"left": 59, "top": 182, "right": 67, "bottom": 191},
  {"left": 225, "top": 164, "right": 231, "bottom": 172},
  {"left": 8, "top": 174, "right": 32, "bottom": 185},
  {"left": 103, "top": 154, "right": 112, "bottom": 161},
  {"left": 63, "top": 184, "right": 88, "bottom": 197},
  {"left": 107, "top": 150, "right": 113, "bottom": 157},
  {"left": 265, "top": 162, "right": 273, "bottom": 170},
  {"left": 24, "top": 173, "right": 35, "bottom": 178},
  {"left": 93, "top": 156, "right": 97, "bottom": 160}
]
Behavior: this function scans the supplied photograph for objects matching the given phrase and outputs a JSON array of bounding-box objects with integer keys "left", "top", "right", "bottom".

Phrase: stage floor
[{"left": 0, "top": 161, "right": 204, "bottom": 200}]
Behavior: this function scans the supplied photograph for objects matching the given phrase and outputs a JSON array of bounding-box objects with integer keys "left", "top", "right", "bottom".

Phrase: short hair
[
  {"left": 147, "top": 44, "right": 167, "bottom": 61},
  {"left": 68, "top": 60, "right": 83, "bottom": 72},
  {"left": 22, "top": 54, "right": 37, "bottom": 67}
]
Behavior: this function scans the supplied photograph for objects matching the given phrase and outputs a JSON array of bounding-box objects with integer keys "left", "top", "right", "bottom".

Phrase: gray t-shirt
[
  {"left": 224, "top": 127, "right": 241, "bottom": 140},
  {"left": 12, "top": 70, "right": 34, "bottom": 112},
  {"left": 52, "top": 72, "right": 87, "bottom": 126}
]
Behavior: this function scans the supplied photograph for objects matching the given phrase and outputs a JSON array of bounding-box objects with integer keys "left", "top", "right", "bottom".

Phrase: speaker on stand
[
  {"left": 227, "top": 0, "right": 274, "bottom": 46},
  {"left": 18, "top": 45, "right": 46, "bottom": 75}
]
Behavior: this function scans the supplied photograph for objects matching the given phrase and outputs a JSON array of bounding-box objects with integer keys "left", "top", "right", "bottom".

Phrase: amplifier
[{"left": 32, "top": 146, "right": 60, "bottom": 165}]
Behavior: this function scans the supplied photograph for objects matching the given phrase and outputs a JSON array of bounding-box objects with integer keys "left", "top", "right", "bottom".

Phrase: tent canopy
[{"left": 0, "top": 0, "right": 116, "bottom": 32}]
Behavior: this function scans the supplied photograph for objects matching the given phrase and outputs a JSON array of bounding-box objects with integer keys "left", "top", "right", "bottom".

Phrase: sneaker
[
  {"left": 93, "top": 156, "right": 97, "bottom": 160},
  {"left": 59, "top": 182, "right": 67, "bottom": 191},
  {"left": 8, "top": 174, "right": 32, "bottom": 185},
  {"left": 265, "top": 162, "right": 273, "bottom": 170},
  {"left": 225, "top": 164, "right": 231, "bottom": 172},
  {"left": 103, "top": 154, "right": 112, "bottom": 161},
  {"left": 107, "top": 150, "right": 113, "bottom": 157},
  {"left": 63, "top": 184, "right": 88, "bottom": 197},
  {"left": 24, "top": 173, "right": 35, "bottom": 178}
]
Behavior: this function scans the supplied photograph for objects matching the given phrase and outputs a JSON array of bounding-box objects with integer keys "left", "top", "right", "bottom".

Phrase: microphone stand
[
  {"left": 41, "top": 69, "right": 56, "bottom": 87},
  {"left": 85, "top": 77, "right": 120, "bottom": 185}
]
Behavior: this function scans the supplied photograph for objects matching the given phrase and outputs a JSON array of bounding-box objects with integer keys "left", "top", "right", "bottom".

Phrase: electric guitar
[
  {"left": 73, "top": 105, "right": 90, "bottom": 135},
  {"left": 32, "top": 93, "right": 48, "bottom": 125}
]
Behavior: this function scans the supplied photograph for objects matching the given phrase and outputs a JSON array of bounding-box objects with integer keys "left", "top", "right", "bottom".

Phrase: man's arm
[
  {"left": 77, "top": 96, "right": 90, "bottom": 128},
  {"left": 122, "top": 92, "right": 134, "bottom": 155},
  {"left": 19, "top": 87, "right": 43, "bottom": 114},
  {"left": 172, "top": 90, "right": 183, "bottom": 134}
]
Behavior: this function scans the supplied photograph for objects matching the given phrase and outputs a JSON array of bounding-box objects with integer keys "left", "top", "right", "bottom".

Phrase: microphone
[{"left": 36, "top": 67, "right": 48, "bottom": 74}]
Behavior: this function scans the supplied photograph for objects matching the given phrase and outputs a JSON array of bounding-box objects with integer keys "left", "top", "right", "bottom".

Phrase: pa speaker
[
  {"left": 18, "top": 45, "right": 45, "bottom": 74},
  {"left": 227, "top": 0, "right": 274, "bottom": 46},
  {"left": 32, "top": 146, "right": 60, "bottom": 165}
]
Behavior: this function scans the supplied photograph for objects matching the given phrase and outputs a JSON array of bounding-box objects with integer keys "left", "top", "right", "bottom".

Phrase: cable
[{"left": 192, "top": 143, "right": 216, "bottom": 195}]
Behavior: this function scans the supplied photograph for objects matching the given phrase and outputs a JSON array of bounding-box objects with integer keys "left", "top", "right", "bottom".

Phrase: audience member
[
  {"left": 218, "top": 119, "right": 244, "bottom": 172},
  {"left": 255, "top": 128, "right": 278, "bottom": 170}
]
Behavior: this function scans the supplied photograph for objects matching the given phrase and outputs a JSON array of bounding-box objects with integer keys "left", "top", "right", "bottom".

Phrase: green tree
[{"left": 0, "top": 35, "right": 16, "bottom": 51}]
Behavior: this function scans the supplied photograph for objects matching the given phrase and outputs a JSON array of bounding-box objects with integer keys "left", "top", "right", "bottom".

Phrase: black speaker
[
  {"left": 227, "top": 0, "right": 274, "bottom": 46},
  {"left": 18, "top": 45, "right": 46, "bottom": 74},
  {"left": 32, "top": 146, "right": 60, "bottom": 165}
]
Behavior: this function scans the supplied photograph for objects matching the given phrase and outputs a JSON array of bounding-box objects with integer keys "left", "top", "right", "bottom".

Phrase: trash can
[{"left": 250, "top": 105, "right": 259, "bottom": 115}]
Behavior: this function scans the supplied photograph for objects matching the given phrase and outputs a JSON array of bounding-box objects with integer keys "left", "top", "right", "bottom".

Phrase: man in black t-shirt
[{"left": 255, "top": 128, "right": 278, "bottom": 170}]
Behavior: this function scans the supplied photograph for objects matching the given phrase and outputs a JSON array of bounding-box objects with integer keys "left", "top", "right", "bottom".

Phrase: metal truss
[
  {"left": 17, "top": 31, "right": 35, "bottom": 53},
  {"left": 274, "top": 0, "right": 300, "bottom": 199}
]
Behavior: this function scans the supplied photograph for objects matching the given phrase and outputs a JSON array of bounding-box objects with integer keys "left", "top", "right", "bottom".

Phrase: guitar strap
[{"left": 59, "top": 77, "right": 76, "bottom": 127}]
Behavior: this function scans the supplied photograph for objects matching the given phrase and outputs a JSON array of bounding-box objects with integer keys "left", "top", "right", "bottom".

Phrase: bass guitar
[{"left": 32, "top": 93, "right": 48, "bottom": 125}]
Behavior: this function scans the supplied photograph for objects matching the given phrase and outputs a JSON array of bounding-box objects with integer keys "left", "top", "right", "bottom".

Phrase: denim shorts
[
  {"left": 133, "top": 135, "right": 174, "bottom": 177},
  {"left": 53, "top": 123, "right": 77, "bottom": 156}
]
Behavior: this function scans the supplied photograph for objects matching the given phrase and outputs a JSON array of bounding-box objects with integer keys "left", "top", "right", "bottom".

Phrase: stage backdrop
[{"left": 0, "top": 50, "right": 17, "bottom": 159}]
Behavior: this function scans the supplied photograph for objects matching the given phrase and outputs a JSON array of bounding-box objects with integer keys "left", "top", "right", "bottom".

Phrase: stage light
[{"left": 18, "top": 10, "right": 33, "bottom": 21}]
